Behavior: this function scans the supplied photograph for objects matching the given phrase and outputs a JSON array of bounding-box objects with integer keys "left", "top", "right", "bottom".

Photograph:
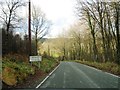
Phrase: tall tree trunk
[
  {"left": 5, "top": 10, "right": 12, "bottom": 54},
  {"left": 63, "top": 42, "right": 66, "bottom": 60},
  {"left": 48, "top": 45, "right": 50, "bottom": 56},
  {"left": 98, "top": 2, "right": 107, "bottom": 62},
  {"left": 35, "top": 31, "right": 38, "bottom": 55},
  {"left": 92, "top": 33, "right": 98, "bottom": 61},
  {"left": 115, "top": 3, "right": 120, "bottom": 63},
  {"left": 87, "top": 11, "right": 98, "bottom": 61}
]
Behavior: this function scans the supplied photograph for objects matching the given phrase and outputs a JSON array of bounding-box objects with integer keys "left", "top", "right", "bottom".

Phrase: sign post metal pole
[{"left": 39, "top": 62, "right": 40, "bottom": 68}]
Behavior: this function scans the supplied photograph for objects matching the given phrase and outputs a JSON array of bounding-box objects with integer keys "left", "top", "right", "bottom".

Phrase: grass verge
[
  {"left": 32, "top": 57, "right": 59, "bottom": 73},
  {"left": 2, "top": 57, "right": 35, "bottom": 86},
  {"left": 2, "top": 54, "right": 59, "bottom": 87},
  {"left": 75, "top": 60, "right": 120, "bottom": 76}
]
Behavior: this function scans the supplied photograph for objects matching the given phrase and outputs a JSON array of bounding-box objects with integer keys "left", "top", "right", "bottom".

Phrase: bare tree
[
  {"left": 0, "top": 0, "right": 25, "bottom": 54},
  {"left": 31, "top": 6, "right": 51, "bottom": 55},
  {"left": 113, "top": 2, "right": 120, "bottom": 63},
  {"left": 75, "top": 0, "right": 120, "bottom": 63},
  {"left": 76, "top": 1, "right": 98, "bottom": 61},
  {"left": 0, "top": 0, "right": 26, "bottom": 33}
]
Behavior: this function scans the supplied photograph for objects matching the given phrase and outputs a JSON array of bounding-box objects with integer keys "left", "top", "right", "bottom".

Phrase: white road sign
[{"left": 30, "top": 56, "right": 42, "bottom": 62}]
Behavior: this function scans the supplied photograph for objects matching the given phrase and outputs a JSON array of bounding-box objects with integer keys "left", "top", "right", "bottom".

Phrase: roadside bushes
[
  {"left": 2, "top": 54, "right": 59, "bottom": 86},
  {"left": 2, "top": 55, "right": 35, "bottom": 86},
  {"left": 40, "top": 58, "right": 58, "bottom": 73},
  {"left": 3, "top": 54, "right": 29, "bottom": 63},
  {"left": 33, "top": 58, "right": 59, "bottom": 73}
]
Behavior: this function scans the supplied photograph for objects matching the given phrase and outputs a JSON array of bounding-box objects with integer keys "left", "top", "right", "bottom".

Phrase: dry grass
[{"left": 75, "top": 60, "right": 120, "bottom": 75}]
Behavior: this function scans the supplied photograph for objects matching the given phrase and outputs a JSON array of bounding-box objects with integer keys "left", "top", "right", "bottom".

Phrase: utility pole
[{"left": 28, "top": 0, "right": 31, "bottom": 56}]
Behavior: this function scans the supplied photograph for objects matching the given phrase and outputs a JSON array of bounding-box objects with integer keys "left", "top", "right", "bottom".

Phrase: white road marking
[
  {"left": 63, "top": 72, "right": 66, "bottom": 88},
  {"left": 36, "top": 76, "right": 49, "bottom": 88},
  {"left": 81, "top": 63, "right": 120, "bottom": 78},
  {"left": 69, "top": 62, "right": 100, "bottom": 88},
  {"left": 105, "top": 72, "right": 120, "bottom": 78},
  {"left": 36, "top": 63, "right": 60, "bottom": 88}
]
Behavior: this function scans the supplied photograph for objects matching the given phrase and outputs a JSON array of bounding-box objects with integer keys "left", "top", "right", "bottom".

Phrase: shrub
[
  {"left": 33, "top": 58, "right": 58, "bottom": 73},
  {"left": 3, "top": 54, "right": 28, "bottom": 63},
  {"left": 2, "top": 55, "right": 35, "bottom": 86}
]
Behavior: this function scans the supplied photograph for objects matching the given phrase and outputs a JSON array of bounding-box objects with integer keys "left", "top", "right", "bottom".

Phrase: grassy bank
[
  {"left": 33, "top": 57, "right": 59, "bottom": 73},
  {"left": 75, "top": 60, "right": 120, "bottom": 75},
  {"left": 2, "top": 54, "right": 59, "bottom": 87}
]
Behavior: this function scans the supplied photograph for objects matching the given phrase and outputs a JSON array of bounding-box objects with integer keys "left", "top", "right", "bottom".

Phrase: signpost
[
  {"left": 30, "top": 56, "right": 42, "bottom": 68},
  {"left": 30, "top": 56, "right": 42, "bottom": 62}
]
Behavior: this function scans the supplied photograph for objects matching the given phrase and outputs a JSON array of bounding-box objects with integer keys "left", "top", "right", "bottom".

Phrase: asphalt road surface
[{"left": 39, "top": 61, "right": 119, "bottom": 88}]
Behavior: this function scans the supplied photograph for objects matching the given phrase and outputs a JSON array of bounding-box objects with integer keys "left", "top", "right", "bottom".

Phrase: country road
[{"left": 37, "top": 62, "right": 119, "bottom": 88}]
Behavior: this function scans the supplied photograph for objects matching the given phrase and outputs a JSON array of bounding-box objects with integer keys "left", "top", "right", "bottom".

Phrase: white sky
[
  {"left": 30, "top": 0, "right": 77, "bottom": 37},
  {"left": 0, "top": 0, "right": 78, "bottom": 37}
]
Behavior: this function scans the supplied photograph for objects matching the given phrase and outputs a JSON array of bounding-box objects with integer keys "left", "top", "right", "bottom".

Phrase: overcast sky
[
  {"left": 0, "top": 0, "right": 78, "bottom": 37},
  {"left": 30, "top": 0, "right": 77, "bottom": 37}
]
